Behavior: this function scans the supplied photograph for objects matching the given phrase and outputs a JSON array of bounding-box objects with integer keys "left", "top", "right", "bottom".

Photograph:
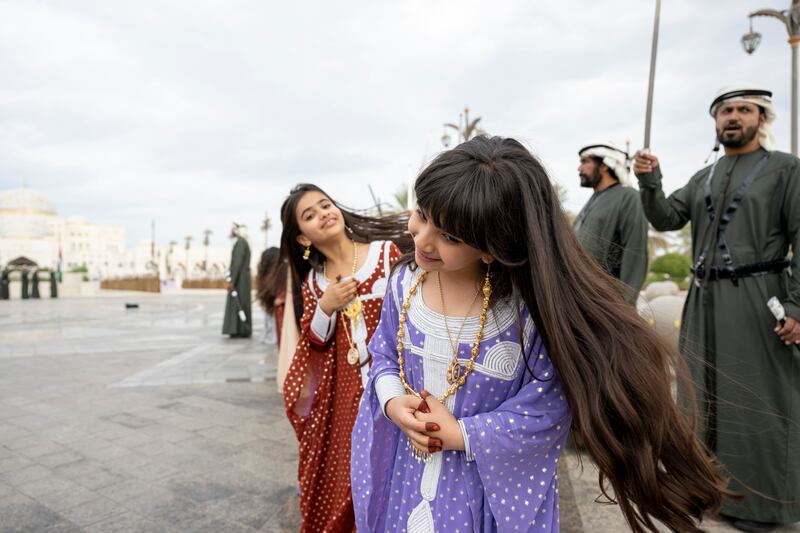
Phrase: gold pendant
[
  {"left": 343, "top": 296, "right": 363, "bottom": 320},
  {"left": 347, "top": 346, "right": 360, "bottom": 366},
  {"left": 412, "top": 445, "right": 431, "bottom": 463},
  {"left": 447, "top": 358, "right": 461, "bottom": 385}
]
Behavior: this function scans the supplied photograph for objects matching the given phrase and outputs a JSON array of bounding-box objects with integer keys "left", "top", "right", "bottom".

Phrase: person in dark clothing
[{"left": 222, "top": 223, "right": 252, "bottom": 338}]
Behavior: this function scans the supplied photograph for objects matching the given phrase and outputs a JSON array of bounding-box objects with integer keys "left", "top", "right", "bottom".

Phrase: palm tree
[
  {"left": 552, "top": 182, "right": 569, "bottom": 205},
  {"left": 552, "top": 182, "right": 577, "bottom": 223},
  {"left": 202, "top": 230, "right": 212, "bottom": 273},
  {"left": 166, "top": 240, "right": 177, "bottom": 276},
  {"left": 675, "top": 224, "right": 692, "bottom": 256},
  {"left": 647, "top": 225, "right": 671, "bottom": 261},
  {"left": 391, "top": 185, "right": 409, "bottom": 213},
  {"left": 261, "top": 215, "right": 272, "bottom": 248},
  {"left": 442, "top": 106, "right": 485, "bottom": 147}
]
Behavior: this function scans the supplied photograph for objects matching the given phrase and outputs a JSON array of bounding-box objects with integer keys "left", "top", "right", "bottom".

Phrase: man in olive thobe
[
  {"left": 574, "top": 142, "right": 648, "bottom": 302},
  {"left": 634, "top": 85, "right": 800, "bottom": 532},
  {"left": 1, "top": 268, "right": 9, "bottom": 300},
  {"left": 31, "top": 269, "right": 40, "bottom": 299},
  {"left": 222, "top": 223, "right": 252, "bottom": 338}
]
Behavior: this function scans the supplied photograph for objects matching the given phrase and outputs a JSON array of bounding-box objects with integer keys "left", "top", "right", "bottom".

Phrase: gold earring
[
  {"left": 482, "top": 265, "right": 492, "bottom": 299},
  {"left": 303, "top": 246, "right": 311, "bottom": 260}
]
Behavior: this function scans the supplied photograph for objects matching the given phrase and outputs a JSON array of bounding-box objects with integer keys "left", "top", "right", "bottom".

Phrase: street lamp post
[
  {"left": 742, "top": 1, "right": 800, "bottom": 155},
  {"left": 202, "top": 229, "right": 212, "bottom": 274},
  {"left": 441, "top": 106, "right": 484, "bottom": 148}
]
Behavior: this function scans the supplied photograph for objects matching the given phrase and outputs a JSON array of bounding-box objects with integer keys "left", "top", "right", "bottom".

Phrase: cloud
[{"left": 0, "top": 0, "right": 791, "bottom": 248}]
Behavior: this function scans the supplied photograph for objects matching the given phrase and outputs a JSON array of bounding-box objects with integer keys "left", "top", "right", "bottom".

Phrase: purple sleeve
[
  {"left": 352, "top": 267, "right": 406, "bottom": 531},
  {"left": 459, "top": 348, "right": 571, "bottom": 530},
  {"left": 366, "top": 266, "right": 404, "bottom": 383}
]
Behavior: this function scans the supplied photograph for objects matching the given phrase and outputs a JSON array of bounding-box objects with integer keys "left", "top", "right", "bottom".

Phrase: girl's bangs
[{"left": 415, "top": 166, "right": 494, "bottom": 252}]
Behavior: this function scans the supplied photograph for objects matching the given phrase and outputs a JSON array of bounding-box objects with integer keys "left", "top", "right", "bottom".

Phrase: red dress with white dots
[{"left": 283, "top": 240, "right": 401, "bottom": 533}]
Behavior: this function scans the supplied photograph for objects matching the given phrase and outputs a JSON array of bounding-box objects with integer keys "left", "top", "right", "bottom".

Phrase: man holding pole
[{"left": 634, "top": 84, "right": 800, "bottom": 532}]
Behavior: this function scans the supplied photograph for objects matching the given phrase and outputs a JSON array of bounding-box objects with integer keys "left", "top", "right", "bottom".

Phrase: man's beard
[
  {"left": 716, "top": 122, "right": 760, "bottom": 148},
  {"left": 579, "top": 168, "right": 602, "bottom": 188}
]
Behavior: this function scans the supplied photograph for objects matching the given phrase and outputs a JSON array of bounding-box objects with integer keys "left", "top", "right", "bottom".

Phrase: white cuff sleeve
[
  {"left": 458, "top": 419, "right": 475, "bottom": 462},
  {"left": 375, "top": 374, "right": 405, "bottom": 418},
  {"left": 310, "top": 304, "right": 336, "bottom": 342}
]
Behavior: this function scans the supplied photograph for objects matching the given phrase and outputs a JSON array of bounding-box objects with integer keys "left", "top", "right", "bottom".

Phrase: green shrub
[
  {"left": 643, "top": 271, "right": 691, "bottom": 291},
  {"left": 650, "top": 253, "right": 692, "bottom": 279}
]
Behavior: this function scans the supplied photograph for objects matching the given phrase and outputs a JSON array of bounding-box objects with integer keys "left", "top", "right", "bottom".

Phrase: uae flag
[{"left": 57, "top": 244, "right": 63, "bottom": 282}]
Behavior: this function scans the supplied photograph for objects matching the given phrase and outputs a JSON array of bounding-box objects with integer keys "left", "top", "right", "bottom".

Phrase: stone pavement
[
  {"left": 0, "top": 291, "right": 300, "bottom": 533},
  {"left": 0, "top": 290, "right": 798, "bottom": 532}
]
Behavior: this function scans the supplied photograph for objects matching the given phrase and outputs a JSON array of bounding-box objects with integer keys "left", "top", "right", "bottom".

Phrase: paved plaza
[{"left": 0, "top": 290, "right": 796, "bottom": 532}]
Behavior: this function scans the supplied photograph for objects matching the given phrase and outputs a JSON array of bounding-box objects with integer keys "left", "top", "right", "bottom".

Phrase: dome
[
  {"left": 0, "top": 187, "right": 57, "bottom": 239},
  {"left": 0, "top": 187, "right": 57, "bottom": 215}
]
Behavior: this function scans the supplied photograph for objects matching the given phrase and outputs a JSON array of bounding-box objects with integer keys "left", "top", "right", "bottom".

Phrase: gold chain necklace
[
  {"left": 324, "top": 240, "right": 365, "bottom": 367},
  {"left": 436, "top": 272, "right": 481, "bottom": 385},
  {"left": 396, "top": 268, "right": 491, "bottom": 403}
]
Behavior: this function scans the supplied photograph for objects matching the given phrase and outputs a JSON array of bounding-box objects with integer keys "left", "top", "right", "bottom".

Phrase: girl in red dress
[{"left": 278, "top": 184, "right": 409, "bottom": 532}]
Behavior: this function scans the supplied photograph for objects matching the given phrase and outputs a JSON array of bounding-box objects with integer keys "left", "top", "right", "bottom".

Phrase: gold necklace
[
  {"left": 324, "top": 240, "right": 365, "bottom": 367},
  {"left": 436, "top": 272, "right": 481, "bottom": 385},
  {"left": 396, "top": 268, "right": 491, "bottom": 403}
]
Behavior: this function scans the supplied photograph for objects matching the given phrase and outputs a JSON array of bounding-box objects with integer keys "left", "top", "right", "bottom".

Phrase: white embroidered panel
[
  {"left": 420, "top": 451, "right": 443, "bottom": 502},
  {"left": 407, "top": 500, "right": 435, "bottom": 533},
  {"left": 407, "top": 341, "right": 521, "bottom": 382},
  {"left": 481, "top": 341, "right": 522, "bottom": 380},
  {"left": 370, "top": 276, "right": 388, "bottom": 300},
  {"left": 417, "top": 334, "right": 457, "bottom": 503}
]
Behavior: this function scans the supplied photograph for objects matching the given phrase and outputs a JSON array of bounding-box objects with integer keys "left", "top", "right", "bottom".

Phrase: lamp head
[{"left": 741, "top": 18, "right": 761, "bottom": 54}]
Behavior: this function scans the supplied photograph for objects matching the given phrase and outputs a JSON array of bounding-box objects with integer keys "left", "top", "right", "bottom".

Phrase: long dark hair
[
  {"left": 255, "top": 247, "right": 283, "bottom": 314},
  {"left": 412, "top": 136, "right": 731, "bottom": 533},
  {"left": 278, "top": 183, "right": 412, "bottom": 325}
]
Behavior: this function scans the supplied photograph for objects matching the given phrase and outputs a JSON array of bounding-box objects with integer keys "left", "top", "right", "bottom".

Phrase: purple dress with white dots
[{"left": 351, "top": 265, "right": 571, "bottom": 532}]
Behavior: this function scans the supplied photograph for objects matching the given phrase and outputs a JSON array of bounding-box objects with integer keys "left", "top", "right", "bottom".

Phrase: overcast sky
[{"left": 0, "top": 0, "right": 792, "bottom": 250}]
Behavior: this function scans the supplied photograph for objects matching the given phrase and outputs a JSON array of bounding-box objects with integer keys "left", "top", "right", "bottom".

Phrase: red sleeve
[
  {"left": 284, "top": 275, "right": 336, "bottom": 433},
  {"left": 388, "top": 241, "right": 403, "bottom": 268},
  {"left": 299, "top": 278, "right": 334, "bottom": 352}
]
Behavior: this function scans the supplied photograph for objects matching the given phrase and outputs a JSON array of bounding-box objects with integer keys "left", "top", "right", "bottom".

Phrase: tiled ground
[{"left": 1, "top": 290, "right": 797, "bottom": 532}]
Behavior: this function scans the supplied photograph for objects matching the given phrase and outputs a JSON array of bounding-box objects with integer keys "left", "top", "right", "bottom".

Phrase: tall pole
[
  {"left": 643, "top": 0, "right": 661, "bottom": 150},
  {"left": 792, "top": 37, "right": 799, "bottom": 154},
  {"left": 745, "top": 3, "right": 800, "bottom": 155}
]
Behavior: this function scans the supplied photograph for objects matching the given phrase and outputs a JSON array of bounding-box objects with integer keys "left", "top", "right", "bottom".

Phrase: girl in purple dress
[{"left": 352, "top": 137, "right": 732, "bottom": 532}]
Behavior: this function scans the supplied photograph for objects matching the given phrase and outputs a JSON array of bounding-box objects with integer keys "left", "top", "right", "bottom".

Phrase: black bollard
[
  {"left": 21, "top": 270, "right": 29, "bottom": 299},
  {"left": 0, "top": 269, "right": 9, "bottom": 300},
  {"left": 50, "top": 271, "right": 58, "bottom": 298},
  {"left": 31, "top": 270, "right": 40, "bottom": 299}
]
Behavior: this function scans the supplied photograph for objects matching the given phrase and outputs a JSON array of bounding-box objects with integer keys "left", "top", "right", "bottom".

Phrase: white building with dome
[{"left": 0, "top": 187, "right": 127, "bottom": 276}]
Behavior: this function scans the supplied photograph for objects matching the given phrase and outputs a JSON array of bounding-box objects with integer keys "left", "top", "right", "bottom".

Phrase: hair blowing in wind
[{"left": 413, "top": 136, "right": 732, "bottom": 533}]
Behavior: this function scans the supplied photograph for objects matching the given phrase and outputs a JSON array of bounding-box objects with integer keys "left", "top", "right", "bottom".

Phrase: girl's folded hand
[
  {"left": 413, "top": 390, "right": 465, "bottom": 452},
  {"left": 386, "top": 394, "right": 443, "bottom": 455}
]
